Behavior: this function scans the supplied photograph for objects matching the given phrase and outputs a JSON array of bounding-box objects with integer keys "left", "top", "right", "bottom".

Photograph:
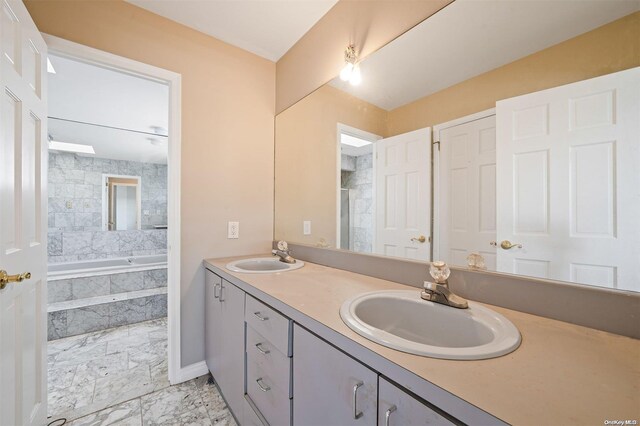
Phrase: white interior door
[
  {"left": 438, "top": 115, "right": 497, "bottom": 269},
  {"left": 496, "top": 67, "right": 640, "bottom": 291},
  {"left": 375, "top": 127, "right": 431, "bottom": 260},
  {"left": 0, "top": 1, "right": 48, "bottom": 425}
]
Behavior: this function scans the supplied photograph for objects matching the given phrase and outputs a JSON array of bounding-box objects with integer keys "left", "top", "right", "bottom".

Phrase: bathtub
[
  {"left": 47, "top": 253, "right": 168, "bottom": 340},
  {"left": 48, "top": 254, "right": 167, "bottom": 281}
]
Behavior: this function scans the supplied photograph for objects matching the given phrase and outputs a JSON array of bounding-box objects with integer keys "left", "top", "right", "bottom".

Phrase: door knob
[
  {"left": 0, "top": 270, "right": 31, "bottom": 290},
  {"left": 411, "top": 235, "right": 427, "bottom": 243},
  {"left": 500, "top": 240, "right": 523, "bottom": 250}
]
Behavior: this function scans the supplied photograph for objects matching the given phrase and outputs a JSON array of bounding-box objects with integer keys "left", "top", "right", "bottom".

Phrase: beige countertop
[{"left": 204, "top": 255, "right": 640, "bottom": 426}]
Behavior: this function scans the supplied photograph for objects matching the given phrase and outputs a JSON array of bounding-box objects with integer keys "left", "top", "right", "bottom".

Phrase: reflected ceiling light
[
  {"left": 48, "top": 140, "right": 95, "bottom": 154},
  {"left": 46, "top": 58, "right": 56, "bottom": 74},
  {"left": 341, "top": 133, "right": 371, "bottom": 148},
  {"left": 339, "top": 45, "right": 362, "bottom": 86}
]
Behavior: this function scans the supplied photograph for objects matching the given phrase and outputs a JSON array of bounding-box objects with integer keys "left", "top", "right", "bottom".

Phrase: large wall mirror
[{"left": 274, "top": 0, "right": 640, "bottom": 293}]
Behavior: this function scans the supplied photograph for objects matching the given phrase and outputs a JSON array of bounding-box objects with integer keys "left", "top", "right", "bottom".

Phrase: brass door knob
[
  {"left": 500, "top": 240, "right": 523, "bottom": 250},
  {"left": 0, "top": 270, "right": 31, "bottom": 290},
  {"left": 411, "top": 235, "right": 427, "bottom": 243}
]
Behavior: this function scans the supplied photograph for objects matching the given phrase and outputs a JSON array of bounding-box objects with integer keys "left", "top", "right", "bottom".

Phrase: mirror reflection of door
[
  {"left": 375, "top": 127, "right": 431, "bottom": 260},
  {"left": 438, "top": 115, "right": 497, "bottom": 269},
  {"left": 104, "top": 175, "right": 141, "bottom": 230}
]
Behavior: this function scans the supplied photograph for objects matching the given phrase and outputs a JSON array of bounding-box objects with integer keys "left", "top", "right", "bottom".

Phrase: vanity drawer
[
  {"left": 245, "top": 295, "right": 291, "bottom": 356},
  {"left": 246, "top": 324, "right": 291, "bottom": 398},
  {"left": 243, "top": 395, "right": 267, "bottom": 426},
  {"left": 247, "top": 355, "right": 291, "bottom": 426}
]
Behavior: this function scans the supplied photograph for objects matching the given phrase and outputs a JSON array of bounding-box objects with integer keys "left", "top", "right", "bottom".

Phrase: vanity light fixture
[{"left": 339, "top": 45, "right": 362, "bottom": 86}]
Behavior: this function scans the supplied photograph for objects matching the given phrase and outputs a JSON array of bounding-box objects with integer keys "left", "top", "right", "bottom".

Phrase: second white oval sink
[
  {"left": 340, "top": 290, "right": 520, "bottom": 360},
  {"left": 226, "top": 257, "right": 304, "bottom": 273}
]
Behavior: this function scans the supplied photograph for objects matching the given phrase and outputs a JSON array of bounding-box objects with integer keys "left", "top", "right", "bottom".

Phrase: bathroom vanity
[{"left": 203, "top": 255, "right": 639, "bottom": 426}]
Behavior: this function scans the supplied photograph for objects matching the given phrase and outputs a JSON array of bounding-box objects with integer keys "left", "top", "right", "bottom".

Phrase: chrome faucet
[
  {"left": 421, "top": 261, "right": 468, "bottom": 309},
  {"left": 272, "top": 241, "right": 296, "bottom": 264}
]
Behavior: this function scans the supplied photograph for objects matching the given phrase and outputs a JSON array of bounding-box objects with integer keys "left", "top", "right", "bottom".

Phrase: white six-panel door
[
  {"left": 438, "top": 116, "right": 497, "bottom": 269},
  {"left": 375, "top": 127, "right": 431, "bottom": 260},
  {"left": 0, "top": 0, "right": 48, "bottom": 424},
  {"left": 496, "top": 67, "right": 640, "bottom": 291}
]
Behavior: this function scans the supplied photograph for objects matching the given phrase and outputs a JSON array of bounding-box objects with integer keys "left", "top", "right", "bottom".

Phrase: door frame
[
  {"left": 43, "top": 34, "right": 184, "bottom": 384},
  {"left": 432, "top": 108, "right": 495, "bottom": 261},
  {"left": 335, "top": 123, "right": 382, "bottom": 251}
]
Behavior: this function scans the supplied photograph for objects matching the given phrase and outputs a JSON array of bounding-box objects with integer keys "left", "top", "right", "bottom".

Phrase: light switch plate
[
  {"left": 228, "top": 221, "right": 239, "bottom": 239},
  {"left": 303, "top": 220, "right": 311, "bottom": 235}
]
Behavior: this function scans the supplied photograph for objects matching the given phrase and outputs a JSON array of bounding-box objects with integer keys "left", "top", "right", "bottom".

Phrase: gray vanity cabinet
[
  {"left": 293, "top": 324, "right": 377, "bottom": 425},
  {"left": 378, "top": 377, "right": 457, "bottom": 426},
  {"left": 204, "top": 270, "right": 245, "bottom": 423}
]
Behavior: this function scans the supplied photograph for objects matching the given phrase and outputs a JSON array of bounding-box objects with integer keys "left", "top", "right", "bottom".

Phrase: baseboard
[{"left": 175, "top": 360, "right": 209, "bottom": 384}]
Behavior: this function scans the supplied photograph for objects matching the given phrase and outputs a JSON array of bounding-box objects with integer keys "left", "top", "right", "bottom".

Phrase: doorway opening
[
  {"left": 44, "top": 37, "right": 180, "bottom": 423},
  {"left": 337, "top": 124, "right": 381, "bottom": 253}
]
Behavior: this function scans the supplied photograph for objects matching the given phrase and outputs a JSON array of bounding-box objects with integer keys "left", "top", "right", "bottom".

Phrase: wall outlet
[
  {"left": 303, "top": 220, "right": 311, "bottom": 235},
  {"left": 228, "top": 221, "right": 239, "bottom": 239}
]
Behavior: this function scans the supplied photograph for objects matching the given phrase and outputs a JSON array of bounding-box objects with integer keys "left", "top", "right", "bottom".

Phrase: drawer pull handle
[
  {"left": 385, "top": 405, "right": 397, "bottom": 426},
  {"left": 219, "top": 284, "right": 225, "bottom": 302},
  {"left": 255, "top": 343, "right": 270, "bottom": 355},
  {"left": 256, "top": 377, "right": 271, "bottom": 392},
  {"left": 352, "top": 381, "right": 364, "bottom": 420},
  {"left": 253, "top": 311, "right": 269, "bottom": 321},
  {"left": 213, "top": 283, "right": 220, "bottom": 299}
]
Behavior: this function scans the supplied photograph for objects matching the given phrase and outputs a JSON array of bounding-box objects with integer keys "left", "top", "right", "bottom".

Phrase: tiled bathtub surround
[
  {"left": 48, "top": 268, "right": 168, "bottom": 340},
  {"left": 49, "top": 151, "right": 167, "bottom": 231},
  {"left": 48, "top": 228, "right": 167, "bottom": 263}
]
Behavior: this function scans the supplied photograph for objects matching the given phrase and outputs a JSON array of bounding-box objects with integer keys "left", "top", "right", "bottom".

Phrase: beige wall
[
  {"left": 387, "top": 12, "right": 640, "bottom": 135},
  {"left": 276, "top": 0, "right": 451, "bottom": 114},
  {"left": 275, "top": 85, "right": 387, "bottom": 246},
  {"left": 26, "top": 0, "right": 275, "bottom": 367}
]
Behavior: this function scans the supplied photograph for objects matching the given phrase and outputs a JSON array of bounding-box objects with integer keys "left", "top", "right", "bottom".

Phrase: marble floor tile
[
  {"left": 93, "top": 365, "right": 152, "bottom": 404},
  {"left": 72, "top": 352, "right": 129, "bottom": 385},
  {"left": 48, "top": 318, "right": 169, "bottom": 423},
  {"left": 140, "top": 380, "right": 210, "bottom": 426},
  {"left": 69, "top": 399, "right": 142, "bottom": 426},
  {"left": 106, "top": 333, "right": 150, "bottom": 355},
  {"left": 54, "top": 342, "right": 107, "bottom": 366}
]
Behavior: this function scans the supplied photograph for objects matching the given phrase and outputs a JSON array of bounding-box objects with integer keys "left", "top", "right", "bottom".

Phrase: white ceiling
[
  {"left": 48, "top": 55, "right": 169, "bottom": 164},
  {"left": 330, "top": 0, "right": 640, "bottom": 111},
  {"left": 125, "top": 0, "right": 338, "bottom": 61}
]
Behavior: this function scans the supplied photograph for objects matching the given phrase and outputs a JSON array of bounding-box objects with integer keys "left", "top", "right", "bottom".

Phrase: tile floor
[{"left": 48, "top": 318, "right": 236, "bottom": 425}]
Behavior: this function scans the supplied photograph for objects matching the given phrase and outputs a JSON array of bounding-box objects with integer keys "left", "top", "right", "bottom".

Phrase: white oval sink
[
  {"left": 340, "top": 290, "right": 520, "bottom": 360},
  {"left": 226, "top": 257, "right": 304, "bottom": 273}
]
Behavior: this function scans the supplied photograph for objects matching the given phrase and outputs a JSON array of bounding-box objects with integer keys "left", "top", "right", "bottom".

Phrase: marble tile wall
[
  {"left": 48, "top": 269, "right": 168, "bottom": 304},
  {"left": 341, "top": 153, "right": 373, "bottom": 253},
  {"left": 48, "top": 293, "right": 167, "bottom": 340},
  {"left": 48, "top": 229, "right": 167, "bottom": 262},
  {"left": 49, "top": 152, "right": 167, "bottom": 232}
]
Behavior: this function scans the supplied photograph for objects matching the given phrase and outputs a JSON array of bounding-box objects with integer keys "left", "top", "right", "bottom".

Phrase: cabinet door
[
  {"left": 204, "top": 270, "right": 223, "bottom": 381},
  {"left": 218, "top": 280, "right": 246, "bottom": 423},
  {"left": 378, "top": 377, "right": 457, "bottom": 426},
  {"left": 293, "top": 325, "right": 377, "bottom": 426}
]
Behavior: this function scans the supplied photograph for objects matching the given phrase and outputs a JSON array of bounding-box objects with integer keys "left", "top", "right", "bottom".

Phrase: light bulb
[
  {"left": 340, "top": 62, "right": 353, "bottom": 81},
  {"left": 349, "top": 64, "right": 361, "bottom": 86}
]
